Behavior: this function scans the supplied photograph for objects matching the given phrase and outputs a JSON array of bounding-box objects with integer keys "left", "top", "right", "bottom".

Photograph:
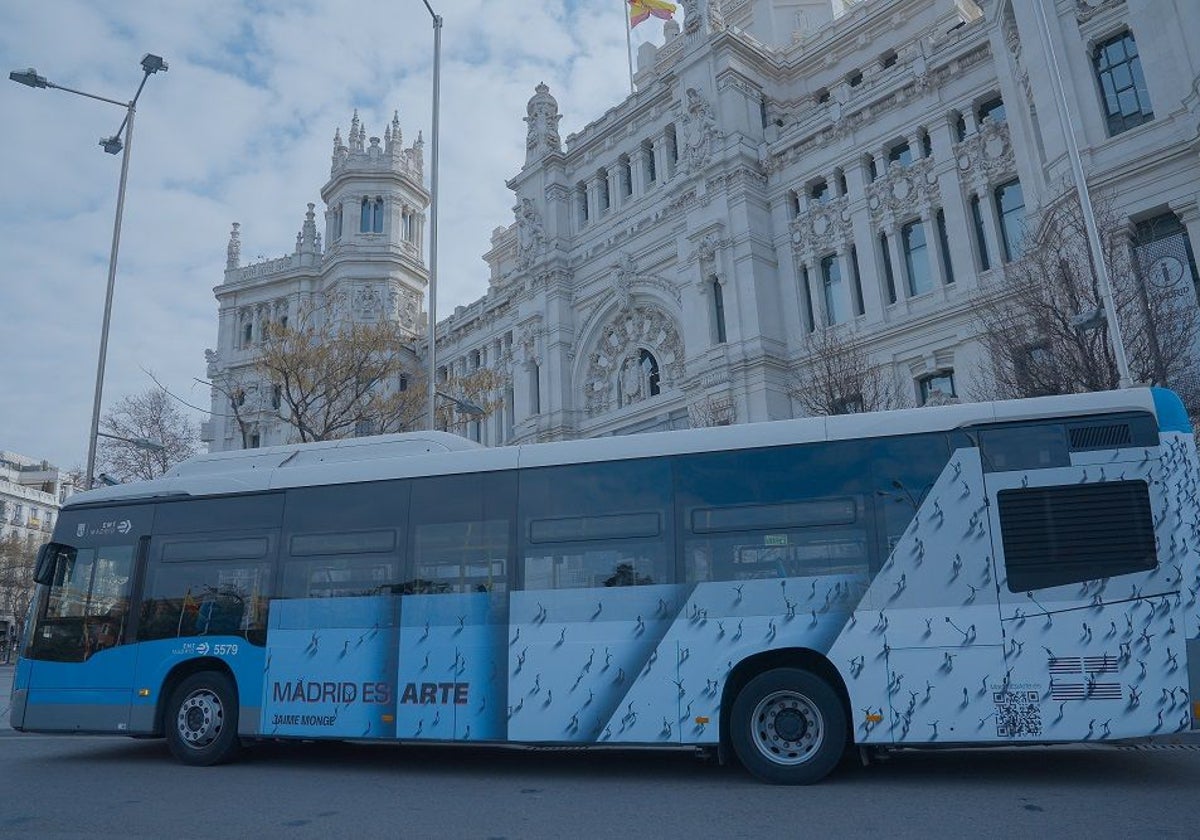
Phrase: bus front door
[{"left": 22, "top": 507, "right": 150, "bottom": 734}]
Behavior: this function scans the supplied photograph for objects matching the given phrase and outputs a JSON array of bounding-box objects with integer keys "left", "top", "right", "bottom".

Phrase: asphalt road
[{"left": 4, "top": 664, "right": 1200, "bottom": 839}]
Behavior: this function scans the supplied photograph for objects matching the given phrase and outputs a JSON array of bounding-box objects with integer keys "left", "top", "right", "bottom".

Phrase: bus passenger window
[{"left": 139, "top": 537, "right": 273, "bottom": 645}]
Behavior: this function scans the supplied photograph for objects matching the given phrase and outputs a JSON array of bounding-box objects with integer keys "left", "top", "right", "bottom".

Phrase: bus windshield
[{"left": 30, "top": 542, "right": 135, "bottom": 662}]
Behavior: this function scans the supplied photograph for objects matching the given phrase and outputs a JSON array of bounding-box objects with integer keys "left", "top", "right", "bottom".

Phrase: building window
[
  {"left": 995, "top": 179, "right": 1026, "bottom": 262},
  {"left": 888, "top": 141, "right": 912, "bottom": 168},
  {"left": 918, "top": 370, "right": 956, "bottom": 405},
  {"left": 577, "top": 183, "right": 588, "bottom": 226},
  {"left": 867, "top": 155, "right": 878, "bottom": 182},
  {"left": 1132, "top": 212, "right": 1200, "bottom": 302},
  {"left": 619, "top": 155, "right": 633, "bottom": 198},
  {"left": 249, "top": 432, "right": 261, "bottom": 449},
  {"left": 920, "top": 132, "right": 932, "bottom": 159},
  {"left": 953, "top": 112, "right": 967, "bottom": 142},
  {"left": 639, "top": 349, "right": 661, "bottom": 397},
  {"left": 977, "top": 96, "right": 1006, "bottom": 125},
  {"left": 242, "top": 322, "right": 253, "bottom": 345},
  {"left": 1093, "top": 30, "right": 1153, "bottom": 135},
  {"left": 530, "top": 362, "right": 541, "bottom": 414},
  {"left": 271, "top": 385, "right": 282, "bottom": 410},
  {"left": 712, "top": 279, "right": 727, "bottom": 344},
  {"left": 643, "top": 141, "right": 656, "bottom": 184},
  {"left": 821, "top": 254, "right": 846, "bottom": 326},
  {"left": 970, "top": 195, "right": 991, "bottom": 271},
  {"left": 902, "top": 219, "right": 932, "bottom": 296},
  {"left": 810, "top": 179, "right": 830, "bottom": 205},
  {"left": 333, "top": 204, "right": 343, "bottom": 241},
  {"left": 880, "top": 50, "right": 897, "bottom": 69},
  {"left": 936, "top": 209, "right": 955, "bottom": 284},
  {"left": 815, "top": 88, "right": 830, "bottom": 104},
  {"left": 849, "top": 246, "right": 865, "bottom": 316},
  {"left": 360, "top": 197, "right": 371, "bottom": 233},
  {"left": 847, "top": 69, "right": 863, "bottom": 88},
  {"left": 598, "top": 170, "right": 611, "bottom": 214},
  {"left": 880, "top": 232, "right": 897, "bottom": 304},
  {"left": 372, "top": 198, "right": 384, "bottom": 233},
  {"left": 665, "top": 124, "right": 678, "bottom": 166},
  {"left": 398, "top": 374, "right": 409, "bottom": 392},
  {"left": 800, "top": 266, "right": 816, "bottom": 332}
]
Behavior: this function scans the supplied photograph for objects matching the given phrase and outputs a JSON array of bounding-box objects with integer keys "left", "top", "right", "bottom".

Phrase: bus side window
[
  {"left": 138, "top": 536, "right": 273, "bottom": 645},
  {"left": 281, "top": 481, "right": 410, "bottom": 597},
  {"left": 408, "top": 472, "right": 515, "bottom": 595},
  {"left": 519, "top": 459, "right": 673, "bottom": 590}
]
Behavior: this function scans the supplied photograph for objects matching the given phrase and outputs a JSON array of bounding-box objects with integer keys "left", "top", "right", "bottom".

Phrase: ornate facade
[{"left": 206, "top": 0, "right": 1200, "bottom": 451}]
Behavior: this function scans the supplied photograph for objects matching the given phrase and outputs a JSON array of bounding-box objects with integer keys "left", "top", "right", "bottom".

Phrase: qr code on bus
[{"left": 994, "top": 690, "right": 1042, "bottom": 737}]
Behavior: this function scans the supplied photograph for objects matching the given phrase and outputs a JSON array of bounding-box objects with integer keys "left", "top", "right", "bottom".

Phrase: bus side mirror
[{"left": 33, "top": 544, "right": 57, "bottom": 585}]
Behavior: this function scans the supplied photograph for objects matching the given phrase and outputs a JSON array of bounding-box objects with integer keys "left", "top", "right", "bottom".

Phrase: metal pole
[
  {"left": 1034, "top": 1, "right": 1132, "bottom": 388},
  {"left": 426, "top": 8, "right": 443, "bottom": 430},
  {"left": 86, "top": 104, "right": 135, "bottom": 489}
]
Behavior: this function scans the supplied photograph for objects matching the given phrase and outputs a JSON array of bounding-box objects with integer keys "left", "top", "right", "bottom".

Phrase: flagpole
[{"left": 624, "top": 1, "right": 635, "bottom": 95}]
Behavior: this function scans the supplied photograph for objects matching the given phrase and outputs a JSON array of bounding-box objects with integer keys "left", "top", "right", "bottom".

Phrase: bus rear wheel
[
  {"left": 730, "top": 667, "right": 846, "bottom": 785},
  {"left": 165, "top": 671, "right": 242, "bottom": 766}
]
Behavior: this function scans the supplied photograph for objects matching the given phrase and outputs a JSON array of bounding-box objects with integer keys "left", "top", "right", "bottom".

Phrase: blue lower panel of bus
[{"left": 260, "top": 576, "right": 868, "bottom": 746}]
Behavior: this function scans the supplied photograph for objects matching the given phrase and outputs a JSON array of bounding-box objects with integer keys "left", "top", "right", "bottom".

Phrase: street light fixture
[
  {"left": 436, "top": 391, "right": 485, "bottom": 418},
  {"left": 420, "top": 0, "right": 443, "bottom": 431},
  {"left": 95, "top": 431, "right": 167, "bottom": 453},
  {"left": 10, "top": 54, "right": 168, "bottom": 489},
  {"left": 1033, "top": 6, "right": 1132, "bottom": 388}
]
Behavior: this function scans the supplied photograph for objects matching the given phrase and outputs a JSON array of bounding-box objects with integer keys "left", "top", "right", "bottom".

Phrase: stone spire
[
  {"left": 524, "top": 82, "right": 562, "bottom": 166},
  {"left": 226, "top": 222, "right": 241, "bottom": 270},
  {"left": 386, "top": 110, "right": 402, "bottom": 154},
  {"left": 300, "top": 203, "right": 319, "bottom": 254}
]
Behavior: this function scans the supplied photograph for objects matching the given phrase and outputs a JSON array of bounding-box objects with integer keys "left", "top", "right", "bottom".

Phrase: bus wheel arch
[
  {"left": 720, "top": 648, "right": 851, "bottom": 784},
  {"left": 158, "top": 659, "right": 242, "bottom": 766}
]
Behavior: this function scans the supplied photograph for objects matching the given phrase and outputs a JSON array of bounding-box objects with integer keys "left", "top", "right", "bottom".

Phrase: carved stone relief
[
  {"left": 584, "top": 306, "right": 685, "bottom": 416},
  {"left": 791, "top": 195, "right": 853, "bottom": 261},
  {"left": 866, "top": 157, "right": 942, "bottom": 227}
]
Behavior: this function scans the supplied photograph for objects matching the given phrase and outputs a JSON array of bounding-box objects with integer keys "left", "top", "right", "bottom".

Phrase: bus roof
[{"left": 66, "top": 388, "right": 1162, "bottom": 508}]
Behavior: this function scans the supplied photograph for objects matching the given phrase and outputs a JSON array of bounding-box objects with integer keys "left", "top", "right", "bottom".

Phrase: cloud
[{"left": 0, "top": 0, "right": 662, "bottom": 471}]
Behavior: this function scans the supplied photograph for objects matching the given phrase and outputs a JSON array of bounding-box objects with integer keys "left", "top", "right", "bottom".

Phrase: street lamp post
[
  {"left": 420, "top": 0, "right": 443, "bottom": 430},
  {"left": 1033, "top": 4, "right": 1132, "bottom": 388},
  {"left": 10, "top": 54, "right": 168, "bottom": 489}
]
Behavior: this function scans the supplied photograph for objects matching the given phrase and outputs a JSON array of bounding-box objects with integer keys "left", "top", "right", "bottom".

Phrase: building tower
[{"left": 203, "top": 110, "right": 429, "bottom": 452}]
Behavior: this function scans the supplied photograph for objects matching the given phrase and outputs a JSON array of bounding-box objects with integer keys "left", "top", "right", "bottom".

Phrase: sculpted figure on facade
[
  {"left": 524, "top": 82, "right": 563, "bottom": 166},
  {"left": 515, "top": 197, "right": 547, "bottom": 270},
  {"left": 682, "top": 0, "right": 701, "bottom": 35},
  {"left": 613, "top": 252, "right": 637, "bottom": 312},
  {"left": 681, "top": 88, "right": 719, "bottom": 173},
  {"left": 226, "top": 222, "right": 241, "bottom": 270}
]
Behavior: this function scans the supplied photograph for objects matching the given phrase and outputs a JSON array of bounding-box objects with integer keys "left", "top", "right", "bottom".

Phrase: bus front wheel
[
  {"left": 730, "top": 667, "right": 846, "bottom": 784},
  {"left": 165, "top": 671, "right": 242, "bottom": 766}
]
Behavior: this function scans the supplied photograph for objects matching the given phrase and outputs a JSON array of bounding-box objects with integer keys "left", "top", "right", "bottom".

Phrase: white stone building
[
  {"left": 205, "top": 0, "right": 1200, "bottom": 452},
  {"left": 0, "top": 452, "right": 70, "bottom": 548}
]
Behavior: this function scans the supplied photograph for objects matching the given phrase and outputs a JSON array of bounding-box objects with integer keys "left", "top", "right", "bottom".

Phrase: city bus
[{"left": 10, "top": 387, "right": 1200, "bottom": 784}]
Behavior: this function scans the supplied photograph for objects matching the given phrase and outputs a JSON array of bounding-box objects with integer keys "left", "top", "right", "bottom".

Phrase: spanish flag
[{"left": 629, "top": 0, "right": 676, "bottom": 28}]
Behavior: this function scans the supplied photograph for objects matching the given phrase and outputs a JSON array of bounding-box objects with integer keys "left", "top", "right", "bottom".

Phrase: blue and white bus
[{"left": 11, "top": 388, "right": 1200, "bottom": 783}]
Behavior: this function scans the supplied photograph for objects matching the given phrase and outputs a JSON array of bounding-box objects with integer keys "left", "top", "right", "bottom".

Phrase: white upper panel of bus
[{"left": 67, "top": 389, "right": 1158, "bottom": 508}]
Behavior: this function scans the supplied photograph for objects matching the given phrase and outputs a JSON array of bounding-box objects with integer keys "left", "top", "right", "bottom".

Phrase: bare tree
[
  {"left": 790, "top": 327, "right": 909, "bottom": 416},
  {"left": 253, "top": 301, "right": 432, "bottom": 442},
  {"left": 97, "top": 388, "right": 200, "bottom": 481},
  {"left": 972, "top": 192, "right": 1200, "bottom": 415},
  {"left": 0, "top": 533, "right": 35, "bottom": 628}
]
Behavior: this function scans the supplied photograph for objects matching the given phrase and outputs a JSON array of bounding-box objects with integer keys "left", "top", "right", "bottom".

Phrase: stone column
[{"left": 922, "top": 209, "right": 948, "bottom": 291}]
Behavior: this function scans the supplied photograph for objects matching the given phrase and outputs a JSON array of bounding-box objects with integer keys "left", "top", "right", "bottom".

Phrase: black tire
[
  {"left": 729, "top": 667, "right": 847, "bottom": 785},
  {"left": 165, "top": 671, "right": 242, "bottom": 766}
]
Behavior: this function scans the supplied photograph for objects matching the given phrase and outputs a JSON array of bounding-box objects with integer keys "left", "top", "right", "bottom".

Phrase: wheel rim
[
  {"left": 176, "top": 688, "right": 224, "bottom": 749},
  {"left": 749, "top": 689, "right": 824, "bottom": 766}
]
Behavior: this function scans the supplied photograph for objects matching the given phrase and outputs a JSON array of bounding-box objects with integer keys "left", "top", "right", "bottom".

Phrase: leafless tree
[
  {"left": 252, "top": 301, "right": 425, "bottom": 442},
  {"left": 972, "top": 191, "right": 1200, "bottom": 416},
  {"left": 435, "top": 368, "right": 506, "bottom": 435},
  {"left": 790, "top": 326, "right": 909, "bottom": 416},
  {"left": 97, "top": 388, "right": 199, "bottom": 482},
  {"left": 0, "top": 533, "right": 35, "bottom": 628}
]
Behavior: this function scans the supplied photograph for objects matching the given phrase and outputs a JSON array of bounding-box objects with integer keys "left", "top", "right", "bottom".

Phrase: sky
[{"left": 0, "top": 0, "right": 667, "bottom": 473}]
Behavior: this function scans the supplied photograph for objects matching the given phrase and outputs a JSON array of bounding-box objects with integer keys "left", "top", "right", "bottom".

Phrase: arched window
[
  {"left": 372, "top": 197, "right": 384, "bottom": 233},
  {"left": 360, "top": 197, "right": 371, "bottom": 232},
  {"left": 333, "top": 204, "right": 343, "bottom": 241},
  {"left": 639, "top": 349, "right": 661, "bottom": 397}
]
